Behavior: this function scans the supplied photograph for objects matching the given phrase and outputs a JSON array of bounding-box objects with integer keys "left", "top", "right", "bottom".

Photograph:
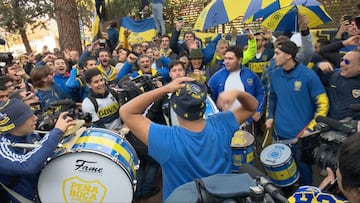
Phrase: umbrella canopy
[
  {"left": 252, "top": 0, "right": 332, "bottom": 32},
  {"left": 194, "top": 0, "right": 275, "bottom": 31}
]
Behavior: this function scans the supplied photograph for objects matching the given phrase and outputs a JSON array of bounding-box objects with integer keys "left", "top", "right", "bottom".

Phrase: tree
[
  {"left": 0, "top": 0, "right": 53, "bottom": 53},
  {"left": 52, "top": 0, "right": 82, "bottom": 52}
]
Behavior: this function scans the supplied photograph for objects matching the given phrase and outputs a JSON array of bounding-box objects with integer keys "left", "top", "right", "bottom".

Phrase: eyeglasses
[{"left": 341, "top": 58, "right": 351, "bottom": 65}]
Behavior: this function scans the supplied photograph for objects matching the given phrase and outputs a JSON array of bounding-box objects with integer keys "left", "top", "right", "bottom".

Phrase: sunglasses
[{"left": 341, "top": 58, "right": 351, "bottom": 65}]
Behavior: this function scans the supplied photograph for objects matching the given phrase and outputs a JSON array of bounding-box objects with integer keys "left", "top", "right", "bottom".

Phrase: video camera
[
  {"left": 0, "top": 39, "right": 13, "bottom": 67},
  {"left": 117, "top": 74, "right": 163, "bottom": 104},
  {"left": 298, "top": 116, "right": 358, "bottom": 172},
  {"left": 0, "top": 52, "right": 13, "bottom": 65},
  {"left": 35, "top": 100, "right": 92, "bottom": 131}
]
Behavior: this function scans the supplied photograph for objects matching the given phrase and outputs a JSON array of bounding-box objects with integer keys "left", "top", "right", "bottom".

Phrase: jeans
[
  {"left": 290, "top": 143, "right": 313, "bottom": 186},
  {"left": 135, "top": 155, "right": 160, "bottom": 197},
  {"left": 152, "top": 3, "right": 166, "bottom": 35},
  {"left": 95, "top": 1, "right": 105, "bottom": 21}
]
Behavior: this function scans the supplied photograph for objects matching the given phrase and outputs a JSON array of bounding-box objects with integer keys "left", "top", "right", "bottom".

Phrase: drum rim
[
  {"left": 231, "top": 130, "right": 255, "bottom": 147},
  {"left": 84, "top": 127, "right": 140, "bottom": 164}
]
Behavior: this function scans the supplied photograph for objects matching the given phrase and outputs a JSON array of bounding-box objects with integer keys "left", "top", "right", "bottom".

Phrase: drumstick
[
  {"left": 262, "top": 128, "right": 271, "bottom": 148},
  {"left": 10, "top": 143, "right": 40, "bottom": 149},
  {"left": 65, "top": 127, "right": 86, "bottom": 152}
]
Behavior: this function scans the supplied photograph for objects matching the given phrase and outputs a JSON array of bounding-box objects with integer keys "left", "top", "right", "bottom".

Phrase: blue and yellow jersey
[{"left": 288, "top": 186, "right": 350, "bottom": 203}]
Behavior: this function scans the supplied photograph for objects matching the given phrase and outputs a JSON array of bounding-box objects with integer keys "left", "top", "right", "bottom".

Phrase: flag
[
  {"left": 91, "top": 10, "right": 100, "bottom": 41},
  {"left": 119, "top": 17, "right": 156, "bottom": 44}
]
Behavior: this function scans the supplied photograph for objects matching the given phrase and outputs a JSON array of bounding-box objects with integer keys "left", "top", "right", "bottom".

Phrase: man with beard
[
  {"left": 117, "top": 54, "right": 169, "bottom": 81},
  {"left": 96, "top": 48, "right": 118, "bottom": 86},
  {"left": 82, "top": 69, "right": 122, "bottom": 130}
]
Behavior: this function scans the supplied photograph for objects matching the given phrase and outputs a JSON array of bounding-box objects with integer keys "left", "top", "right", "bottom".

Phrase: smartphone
[
  {"left": 343, "top": 15, "right": 352, "bottom": 25},
  {"left": 99, "top": 39, "right": 106, "bottom": 47}
]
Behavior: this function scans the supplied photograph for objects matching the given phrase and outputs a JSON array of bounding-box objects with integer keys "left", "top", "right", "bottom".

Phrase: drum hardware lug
[
  {"left": 112, "top": 153, "right": 120, "bottom": 162},
  {"left": 135, "top": 160, "right": 140, "bottom": 170}
]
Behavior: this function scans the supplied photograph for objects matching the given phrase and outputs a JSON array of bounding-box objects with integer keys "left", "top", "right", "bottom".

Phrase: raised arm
[
  {"left": 120, "top": 77, "right": 195, "bottom": 145},
  {"left": 217, "top": 90, "right": 258, "bottom": 125}
]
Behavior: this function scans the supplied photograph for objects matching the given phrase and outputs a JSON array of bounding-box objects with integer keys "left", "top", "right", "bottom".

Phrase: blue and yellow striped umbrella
[
  {"left": 252, "top": 0, "right": 332, "bottom": 32},
  {"left": 194, "top": 0, "right": 275, "bottom": 31}
]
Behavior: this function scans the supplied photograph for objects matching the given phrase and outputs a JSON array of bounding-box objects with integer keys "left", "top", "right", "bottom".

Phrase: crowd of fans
[{"left": 0, "top": 8, "right": 359, "bottom": 202}]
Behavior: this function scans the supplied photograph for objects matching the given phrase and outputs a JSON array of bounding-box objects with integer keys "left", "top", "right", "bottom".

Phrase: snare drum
[
  {"left": 37, "top": 128, "right": 139, "bottom": 203},
  {"left": 231, "top": 130, "right": 255, "bottom": 172},
  {"left": 260, "top": 143, "right": 299, "bottom": 187}
]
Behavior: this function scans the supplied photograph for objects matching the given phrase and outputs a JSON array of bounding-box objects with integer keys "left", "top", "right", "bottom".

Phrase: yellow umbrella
[{"left": 194, "top": 0, "right": 276, "bottom": 31}]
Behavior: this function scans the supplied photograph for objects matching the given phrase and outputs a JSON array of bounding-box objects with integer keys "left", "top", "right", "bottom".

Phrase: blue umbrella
[
  {"left": 252, "top": 0, "right": 333, "bottom": 32},
  {"left": 194, "top": 0, "right": 275, "bottom": 31}
]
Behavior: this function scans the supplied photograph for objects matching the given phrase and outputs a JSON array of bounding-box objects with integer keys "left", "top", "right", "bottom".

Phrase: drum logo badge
[
  {"left": 267, "top": 145, "right": 283, "bottom": 160},
  {"left": 63, "top": 176, "right": 107, "bottom": 203}
]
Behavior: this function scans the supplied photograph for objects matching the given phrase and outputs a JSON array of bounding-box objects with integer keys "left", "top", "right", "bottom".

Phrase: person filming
[
  {"left": 0, "top": 99, "right": 76, "bottom": 202},
  {"left": 289, "top": 133, "right": 360, "bottom": 203}
]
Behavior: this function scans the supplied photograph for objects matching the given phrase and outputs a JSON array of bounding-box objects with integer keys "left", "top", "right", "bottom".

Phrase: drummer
[
  {"left": 120, "top": 77, "right": 258, "bottom": 201},
  {"left": 0, "top": 99, "right": 75, "bottom": 203}
]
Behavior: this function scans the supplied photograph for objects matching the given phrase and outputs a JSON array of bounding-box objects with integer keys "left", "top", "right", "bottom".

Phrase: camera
[
  {"left": 298, "top": 117, "right": 357, "bottom": 172},
  {"left": 99, "top": 39, "right": 106, "bottom": 47},
  {"left": 36, "top": 100, "right": 91, "bottom": 131},
  {"left": 343, "top": 15, "right": 352, "bottom": 25},
  {"left": 117, "top": 74, "right": 162, "bottom": 104},
  {"left": 0, "top": 52, "right": 14, "bottom": 65}
]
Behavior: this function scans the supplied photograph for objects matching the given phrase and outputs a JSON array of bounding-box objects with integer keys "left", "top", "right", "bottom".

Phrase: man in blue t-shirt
[{"left": 120, "top": 77, "right": 258, "bottom": 201}]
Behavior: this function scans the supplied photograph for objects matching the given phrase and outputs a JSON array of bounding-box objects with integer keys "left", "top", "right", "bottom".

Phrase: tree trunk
[
  {"left": 53, "top": 0, "right": 82, "bottom": 53},
  {"left": 19, "top": 28, "right": 32, "bottom": 54}
]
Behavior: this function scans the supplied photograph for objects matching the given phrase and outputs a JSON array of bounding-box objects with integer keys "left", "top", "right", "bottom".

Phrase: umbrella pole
[{"left": 295, "top": 6, "right": 299, "bottom": 33}]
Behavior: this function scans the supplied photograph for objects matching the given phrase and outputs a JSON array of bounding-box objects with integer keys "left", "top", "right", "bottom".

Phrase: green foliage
[
  {"left": 76, "top": 0, "right": 94, "bottom": 28},
  {"left": 0, "top": 0, "right": 53, "bottom": 33},
  {"left": 105, "top": 0, "right": 139, "bottom": 20}
]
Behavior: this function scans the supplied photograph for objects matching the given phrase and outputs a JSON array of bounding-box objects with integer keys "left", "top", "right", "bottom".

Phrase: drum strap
[{"left": 0, "top": 182, "right": 33, "bottom": 203}]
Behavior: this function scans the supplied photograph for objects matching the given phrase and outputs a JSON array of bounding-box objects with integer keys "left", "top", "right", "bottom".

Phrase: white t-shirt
[{"left": 224, "top": 69, "right": 244, "bottom": 109}]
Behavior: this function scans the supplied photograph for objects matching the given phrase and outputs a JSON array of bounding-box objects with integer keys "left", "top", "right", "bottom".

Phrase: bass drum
[{"left": 37, "top": 128, "right": 139, "bottom": 203}]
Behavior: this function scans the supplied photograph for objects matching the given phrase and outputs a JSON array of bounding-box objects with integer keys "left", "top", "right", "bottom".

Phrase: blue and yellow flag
[
  {"left": 92, "top": 15, "right": 101, "bottom": 41},
  {"left": 119, "top": 17, "right": 156, "bottom": 44}
]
